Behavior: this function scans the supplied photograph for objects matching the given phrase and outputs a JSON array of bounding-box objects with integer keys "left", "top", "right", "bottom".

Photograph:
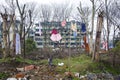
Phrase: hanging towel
[{"left": 15, "top": 33, "right": 21, "bottom": 55}]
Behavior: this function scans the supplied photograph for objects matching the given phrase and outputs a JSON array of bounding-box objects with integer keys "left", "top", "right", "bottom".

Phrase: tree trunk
[
  {"left": 90, "top": 0, "right": 95, "bottom": 56},
  {"left": 105, "top": 0, "right": 110, "bottom": 51},
  {"left": 10, "top": 15, "right": 16, "bottom": 56},
  {"left": 112, "top": 52, "right": 116, "bottom": 67},
  {"left": 93, "top": 11, "right": 104, "bottom": 61},
  {"left": 1, "top": 13, "right": 8, "bottom": 58}
]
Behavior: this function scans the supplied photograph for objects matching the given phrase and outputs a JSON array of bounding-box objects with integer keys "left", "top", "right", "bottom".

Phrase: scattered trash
[
  {"left": 7, "top": 78, "right": 17, "bottom": 80},
  {"left": 58, "top": 62, "right": 64, "bottom": 66},
  {"left": 74, "top": 72, "right": 80, "bottom": 78},
  {"left": 16, "top": 65, "right": 39, "bottom": 72},
  {"left": 79, "top": 75, "right": 87, "bottom": 79},
  {"left": 65, "top": 72, "right": 73, "bottom": 76},
  {"left": 52, "top": 48, "right": 60, "bottom": 51},
  {"left": 7, "top": 77, "right": 28, "bottom": 80}
]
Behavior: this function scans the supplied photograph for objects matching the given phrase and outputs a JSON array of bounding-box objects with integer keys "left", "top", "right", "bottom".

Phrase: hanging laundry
[
  {"left": 102, "top": 41, "right": 108, "bottom": 51},
  {"left": 51, "top": 28, "right": 58, "bottom": 34},
  {"left": 50, "top": 29, "right": 62, "bottom": 42},
  {"left": 50, "top": 33, "right": 62, "bottom": 42},
  {"left": 83, "top": 36, "right": 90, "bottom": 52},
  {"left": 56, "top": 34, "right": 62, "bottom": 41},
  {"left": 83, "top": 36, "right": 87, "bottom": 43},
  {"left": 73, "top": 31, "right": 77, "bottom": 38},
  {"left": 81, "top": 23, "right": 86, "bottom": 32},
  {"left": 50, "top": 34, "right": 57, "bottom": 42},
  {"left": 38, "top": 22, "right": 42, "bottom": 36},
  {"left": 71, "top": 22, "right": 77, "bottom": 32},
  {"left": 85, "top": 43, "right": 90, "bottom": 52},
  {"left": 61, "top": 20, "right": 66, "bottom": 27},
  {"left": 15, "top": 33, "right": 21, "bottom": 55}
]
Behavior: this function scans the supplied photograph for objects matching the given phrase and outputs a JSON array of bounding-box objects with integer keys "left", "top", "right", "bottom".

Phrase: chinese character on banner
[{"left": 61, "top": 20, "right": 66, "bottom": 27}]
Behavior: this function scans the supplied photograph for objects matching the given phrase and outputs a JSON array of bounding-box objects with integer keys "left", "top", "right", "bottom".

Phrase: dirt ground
[
  {"left": 0, "top": 59, "right": 65, "bottom": 80},
  {"left": 0, "top": 48, "right": 77, "bottom": 80},
  {"left": 0, "top": 48, "right": 120, "bottom": 80}
]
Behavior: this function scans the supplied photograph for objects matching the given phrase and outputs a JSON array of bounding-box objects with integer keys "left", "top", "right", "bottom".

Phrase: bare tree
[
  {"left": 105, "top": 0, "right": 111, "bottom": 51},
  {"left": 89, "top": 0, "right": 104, "bottom": 60},
  {"left": 0, "top": 9, "right": 9, "bottom": 58},
  {"left": 77, "top": 2, "right": 90, "bottom": 53},
  {"left": 94, "top": 11, "right": 104, "bottom": 61},
  {"left": 108, "top": 0, "right": 120, "bottom": 28},
  {"left": 52, "top": 2, "right": 73, "bottom": 21},
  {"left": 24, "top": 2, "right": 38, "bottom": 37},
  {"left": 16, "top": 0, "right": 26, "bottom": 40},
  {"left": 16, "top": 0, "right": 38, "bottom": 55},
  {"left": 52, "top": 2, "right": 73, "bottom": 50},
  {"left": 5, "top": 0, "right": 16, "bottom": 55},
  {"left": 90, "top": 0, "right": 96, "bottom": 57},
  {"left": 39, "top": 4, "right": 52, "bottom": 22},
  {"left": 0, "top": 0, "right": 16, "bottom": 58},
  {"left": 38, "top": 4, "right": 52, "bottom": 47},
  {"left": 77, "top": 2, "right": 90, "bottom": 24},
  {"left": 102, "top": 0, "right": 120, "bottom": 50}
]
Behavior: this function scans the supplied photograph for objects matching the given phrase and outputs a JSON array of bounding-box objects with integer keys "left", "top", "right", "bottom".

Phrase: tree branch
[{"left": 16, "top": 0, "right": 22, "bottom": 14}]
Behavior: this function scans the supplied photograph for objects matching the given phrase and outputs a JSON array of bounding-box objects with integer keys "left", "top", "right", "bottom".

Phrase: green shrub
[
  {"left": 25, "top": 38, "right": 37, "bottom": 53},
  {"left": 0, "top": 72, "right": 9, "bottom": 79}
]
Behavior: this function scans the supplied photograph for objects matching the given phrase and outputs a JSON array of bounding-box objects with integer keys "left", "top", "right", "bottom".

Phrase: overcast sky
[{"left": 0, "top": 0, "right": 92, "bottom": 7}]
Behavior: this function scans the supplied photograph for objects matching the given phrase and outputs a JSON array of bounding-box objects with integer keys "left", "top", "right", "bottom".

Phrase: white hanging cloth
[{"left": 15, "top": 33, "right": 21, "bottom": 55}]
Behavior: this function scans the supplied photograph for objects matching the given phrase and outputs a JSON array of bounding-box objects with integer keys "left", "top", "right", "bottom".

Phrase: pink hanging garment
[
  {"left": 50, "top": 28, "right": 62, "bottom": 42},
  {"left": 50, "top": 33, "right": 62, "bottom": 42},
  {"left": 56, "top": 33, "right": 62, "bottom": 41},
  {"left": 50, "top": 34, "right": 57, "bottom": 42},
  {"left": 51, "top": 29, "right": 58, "bottom": 34},
  {"left": 61, "top": 20, "right": 66, "bottom": 27},
  {"left": 103, "top": 41, "right": 108, "bottom": 51}
]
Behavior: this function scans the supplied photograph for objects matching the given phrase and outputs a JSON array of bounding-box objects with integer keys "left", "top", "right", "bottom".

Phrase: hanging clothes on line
[
  {"left": 70, "top": 22, "right": 77, "bottom": 38},
  {"left": 81, "top": 23, "right": 86, "bottom": 35},
  {"left": 102, "top": 41, "right": 108, "bottom": 51},
  {"left": 83, "top": 36, "right": 90, "bottom": 52},
  {"left": 15, "top": 33, "right": 21, "bottom": 55},
  {"left": 50, "top": 28, "right": 62, "bottom": 42},
  {"left": 51, "top": 28, "right": 58, "bottom": 34},
  {"left": 73, "top": 31, "right": 77, "bottom": 38},
  {"left": 71, "top": 22, "right": 77, "bottom": 32},
  {"left": 61, "top": 20, "right": 66, "bottom": 27}
]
